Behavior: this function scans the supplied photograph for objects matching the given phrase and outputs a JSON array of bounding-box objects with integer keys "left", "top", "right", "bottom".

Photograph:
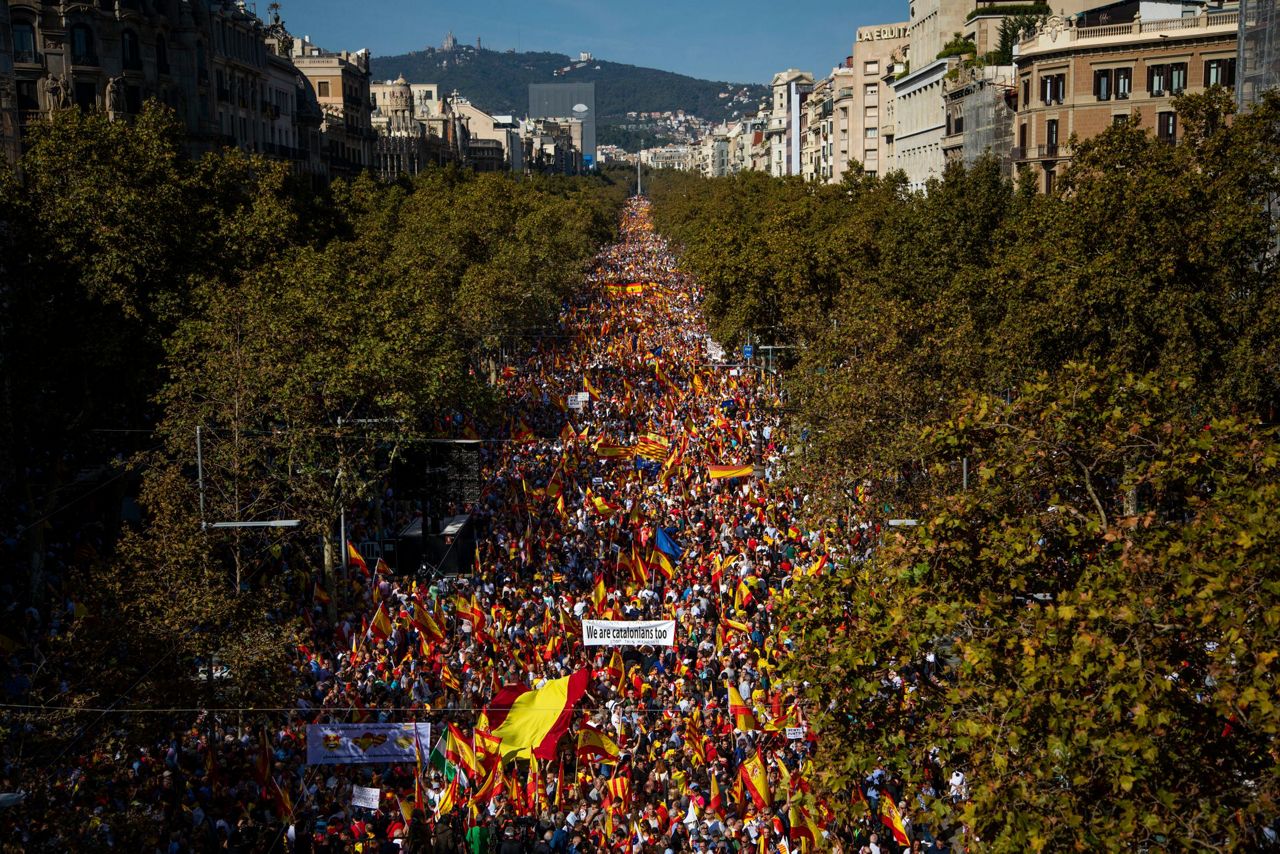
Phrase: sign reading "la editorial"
[{"left": 582, "top": 619, "right": 676, "bottom": 647}]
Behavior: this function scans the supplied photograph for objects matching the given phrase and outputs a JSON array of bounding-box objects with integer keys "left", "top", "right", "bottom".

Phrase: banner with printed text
[
  {"left": 305, "top": 722, "right": 431, "bottom": 765},
  {"left": 581, "top": 619, "right": 676, "bottom": 647}
]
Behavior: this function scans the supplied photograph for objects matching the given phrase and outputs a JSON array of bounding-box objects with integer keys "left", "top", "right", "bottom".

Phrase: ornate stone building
[{"left": 0, "top": 1, "right": 370, "bottom": 180}]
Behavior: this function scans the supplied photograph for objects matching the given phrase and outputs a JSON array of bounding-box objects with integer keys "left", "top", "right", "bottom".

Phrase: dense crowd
[{"left": 3, "top": 199, "right": 969, "bottom": 853}]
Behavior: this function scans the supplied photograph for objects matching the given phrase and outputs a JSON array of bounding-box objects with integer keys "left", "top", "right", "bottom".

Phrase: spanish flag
[
  {"left": 487, "top": 670, "right": 590, "bottom": 760},
  {"left": 577, "top": 725, "right": 621, "bottom": 763},
  {"left": 789, "top": 803, "right": 821, "bottom": 851},
  {"left": 470, "top": 761, "right": 506, "bottom": 806},
  {"left": 708, "top": 464, "right": 754, "bottom": 480},
  {"left": 879, "top": 793, "right": 910, "bottom": 845},
  {"left": 739, "top": 750, "right": 771, "bottom": 809},
  {"left": 709, "top": 773, "right": 725, "bottom": 818},
  {"left": 347, "top": 542, "right": 369, "bottom": 576},
  {"left": 728, "top": 684, "right": 757, "bottom": 732},
  {"left": 584, "top": 376, "right": 602, "bottom": 401},
  {"left": 592, "top": 575, "right": 608, "bottom": 610},
  {"left": 446, "top": 724, "right": 478, "bottom": 778},
  {"left": 654, "top": 549, "right": 676, "bottom": 581},
  {"left": 436, "top": 775, "right": 460, "bottom": 816},
  {"left": 369, "top": 603, "right": 393, "bottom": 641},
  {"left": 312, "top": 582, "right": 331, "bottom": 605}
]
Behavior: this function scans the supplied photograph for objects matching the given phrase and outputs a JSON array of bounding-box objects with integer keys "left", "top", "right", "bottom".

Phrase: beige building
[
  {"left": 291, "top": 36, "right": 374, "bottom": 178},
  {"left": 765, "top": 68, "right": 813, "bottom": 176},
  {"left": 851, "top": 22, "right": 909, "bottom": 177},
  {"left": 1014, "top": 4, "right": 1239, "bottom": 192}
]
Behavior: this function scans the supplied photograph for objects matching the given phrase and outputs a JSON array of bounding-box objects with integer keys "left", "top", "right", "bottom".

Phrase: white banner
[
  {"left": 582, "top": 619, "right": 676, "bottom": 647},
  {"left": 306, "top": 722, "right": 431, "bottom": 766},
  {"left": 352, "top": 785, "right": 381, "bottom": 810},
  {"left": 785, "top": 727, "right": 807, "bottom": 740}
]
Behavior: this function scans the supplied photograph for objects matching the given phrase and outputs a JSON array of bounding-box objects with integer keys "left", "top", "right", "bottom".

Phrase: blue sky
[{"left": 283, "top": 0, "right": 907, "bottom": 84}]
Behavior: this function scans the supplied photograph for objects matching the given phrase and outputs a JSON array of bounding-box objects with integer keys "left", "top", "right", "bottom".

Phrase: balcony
[
  {"left": 1020, "top": 10, "right": 1239, "bottom": 54},
  {"left": 13, "top": 50, "right": 40, "bottom": 66},
  {"left": 71, "top": 53, "right": 99, "bottom": 67}
]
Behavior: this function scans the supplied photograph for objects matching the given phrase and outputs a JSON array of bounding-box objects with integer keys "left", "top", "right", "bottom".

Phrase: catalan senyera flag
[
  {"left": 728, "top": 684, "right": 758, "bottom": 732},
  {"left": 487, "top": 670, "right": 590, "bottom": 760},
  {"left": 577, "top": 725, "right": 621, "bottom": 763},
  {"left": 607, "top": 774, "right": 631, "bottom": 806},
  {"left": 635, "top": 433, "right": 670, "bottom": 461},
  {"left": 347, "top": 542, "right": 369, "bottom": 576},
  {"left": 879, "top": 792, "right": 910, "bottom": 845},
  {"left": 708, "top": 464, "right": 754, "bottom": 480},
  {"left": 740, "top": 750, "right": 772, "bottom": 809}
]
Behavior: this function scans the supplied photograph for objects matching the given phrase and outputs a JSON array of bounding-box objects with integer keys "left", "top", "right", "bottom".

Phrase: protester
[{"left": 3, "top": 198, "right": 966, "bottom": 853}]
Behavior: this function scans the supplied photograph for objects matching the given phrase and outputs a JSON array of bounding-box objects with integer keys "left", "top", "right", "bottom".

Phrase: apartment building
[
  {"left": 1014, "top": 2, "right": 1239, "bottom": 192},
  {"left": 765, "top": 68, "right": 813, "bottom": 176},
  {"left": 852, "top": 22, "right": 909, "bottom": 177},
  {"left": 1, "top": 1, "right": 371, "bottom": 180},
  {"left": 291, "top": 36, "right": 374, "bottom": 179}
]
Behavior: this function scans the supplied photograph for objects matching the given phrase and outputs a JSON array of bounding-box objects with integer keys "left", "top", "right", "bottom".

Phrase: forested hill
[{"left": 369, "top": 45, "right": 766, "bottom": 121}]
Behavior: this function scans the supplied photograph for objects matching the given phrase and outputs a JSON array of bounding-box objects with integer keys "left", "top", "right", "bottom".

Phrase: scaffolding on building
[
  {"left": 1241, "top": 0, "right": 1280, "bottom": 108},
  {"left": 961, "top": 79, "right": 1015, "bottom": 173}
]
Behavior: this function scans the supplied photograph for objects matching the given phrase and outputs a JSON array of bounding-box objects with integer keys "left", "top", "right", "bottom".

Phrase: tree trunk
[{"left": 322, "top": 532, "right": 339, "bottom": 622}]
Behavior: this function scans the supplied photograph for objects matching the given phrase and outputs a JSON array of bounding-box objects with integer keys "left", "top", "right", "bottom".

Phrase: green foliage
[
  {"left": 652, "top": 89, "right": 1280, "bottom": 849},
  {"left": 937, "top": 34, "right": 977, "bottom": 60},
  {"left": 2, "top": 103, "right": 626, "bottom": 747},
  {"left": 966, "top": 3, "right": 1050, "bottom": 21},
  {"left": 369, "top": 46, "right": 767, "bottom": 122}
]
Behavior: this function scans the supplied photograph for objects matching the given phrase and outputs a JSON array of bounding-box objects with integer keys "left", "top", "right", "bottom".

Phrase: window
[
  {"left": 1018, "top": 123, "right": 1027, "bottom": 153},
  {"left": 1044, "top": 167, "right": 1056, "bottom": 194},
  {"left": 16, "top": 79, "right": 39, "bottom": 111},
  {"left": 1148, "top": 63, "right": 1185, "bottom": 96},
  {"left": 864, "top": 83, "right": 878, "bottom": 99},
  {"left": 1157, "top": 111, "right": 1177, "bottom": 142},
  {"left": 317, "top": 81, "right": 330, "bottom": 97},
  {"left": 1115, "top": 67, "right": 1131, "bottom": 100},
  {"left": 865, "top": 106, "right": 877, "bottom": 120},
  {"left": 12, "top": 22, "right": 35, "bottom": 63},
  {"left": 1205, "top": 58, "right": 1237, "bottom": 89},
  {"left": 122, "top": 30, "right": 141, "bottom": 70},
  {"left": 1021, "top": 78, "right": 1030, "bottom": 109},
  {"left": 1094, "top": 69, "right": 1112, "bottom": 101},
  {"left": 157, "top": 36, "right": 170, "bottom": 74},
  {"left": 865, "top": 127, "right": 878, "bottom": 139},
  {"left": 864, "top": 61, "right": 879, "bottom": 75},
  {"left": 74, "top": 80, "right": 97, "bottom": 111},
  {"left": 71, "top": 24, "right": 95, "bottom": 65},
  {"left": 1045, "top": 118, "right": 1059, "bottom": 154},
  {"left": 1113, "top": 113, "right": 1129, "bottom": 127},
  {"left": 1040, "top": 73, "right": 1065, "bottom": 105}
]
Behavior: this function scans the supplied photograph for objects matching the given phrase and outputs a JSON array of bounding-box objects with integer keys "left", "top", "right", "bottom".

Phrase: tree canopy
[{"left": 650, "top": 89, "right": 1280, "bottom": 850}]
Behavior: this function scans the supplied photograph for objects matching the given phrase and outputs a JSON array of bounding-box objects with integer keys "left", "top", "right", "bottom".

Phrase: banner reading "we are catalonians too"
[{"left": 581, "top": 619, "right": 676, "bottom": 647}]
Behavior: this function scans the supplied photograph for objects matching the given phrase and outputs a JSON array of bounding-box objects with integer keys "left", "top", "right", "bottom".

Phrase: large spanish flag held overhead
[
  {"left": 740, "top": 749, "right": 772, "bottom": 809},
  {"left": 487, "top": 670, "right": 590, "bottom": 760},
  {"left": 708, "top": 464, "right": 754, "bottom": 480}
]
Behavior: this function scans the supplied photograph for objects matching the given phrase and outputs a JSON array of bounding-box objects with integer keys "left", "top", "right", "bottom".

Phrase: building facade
[
  {"left": 765, "top": 68, "right": 813, "bottom": 177},
  {"left": 852, "top": 22, "right": 909, "bottom": 177},
  {"left": 0, "top": 2, "right": 373, "bottom": 180},
  {"left": 1014, "top": 5, "right": 1239, "bottom": 191},
  {"left": 290, "top": 35, "right": 374, "bottom": 179}
]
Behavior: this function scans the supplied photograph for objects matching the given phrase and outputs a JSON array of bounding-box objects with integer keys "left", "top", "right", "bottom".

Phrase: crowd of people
[{"left": 3, "top": 198, "right": 967, "bottom": 853}]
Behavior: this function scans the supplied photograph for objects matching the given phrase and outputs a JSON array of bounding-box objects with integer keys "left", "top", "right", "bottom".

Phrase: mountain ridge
[{"left": 369, "top": 45, "right": 768, "bottom": 125}]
